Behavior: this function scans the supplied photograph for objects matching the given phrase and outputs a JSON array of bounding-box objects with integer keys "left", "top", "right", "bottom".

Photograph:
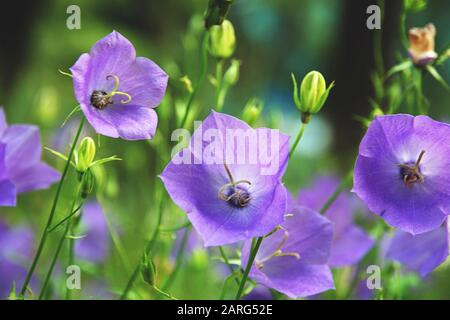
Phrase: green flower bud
[
  {"left": 140, "top": 252, "right": 157, "bottom": 286},
  {"left": 208, "top": 20, "right": 236, "bottom": 59},
  {"left": 292, "top": 71, "right": 334, "bottom": 117},
  {"left": 242, "top": 97, "right": 264, "bottom": 127},
  {"left": 76, "top": 137, "right": 96, "bottom": 173},
  {"left": 223, "top": 59, "right": 240, "bottom": 86},
  {"left": 204, "top": 0, "right": 234, "bottom": 29},
  {"left": 81, "top": 170, "right": 95, "bottom": 199}
]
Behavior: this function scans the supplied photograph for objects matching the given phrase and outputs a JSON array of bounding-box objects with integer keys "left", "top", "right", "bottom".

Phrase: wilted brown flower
[{"left": 408, "top": 23, "right": 438, "bottom": 66}]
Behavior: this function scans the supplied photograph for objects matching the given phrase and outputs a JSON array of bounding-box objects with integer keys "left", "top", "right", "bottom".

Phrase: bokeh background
[{"left": 0, "top": 0, "right": 449, "bottom": 299}]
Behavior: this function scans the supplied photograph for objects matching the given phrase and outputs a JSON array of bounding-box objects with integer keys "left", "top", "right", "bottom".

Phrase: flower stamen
[
  {"left": 90, "top": 75, "right": 132, "bottom": 109},
  {"left": 218, "top": 163, "right": 252, "bottom": 208},
  {"left": 256, "top": 229, "right": 300, "bottom": 270},
  {"left": 398, "top": 150, "right": 426, "bottom": 187}
]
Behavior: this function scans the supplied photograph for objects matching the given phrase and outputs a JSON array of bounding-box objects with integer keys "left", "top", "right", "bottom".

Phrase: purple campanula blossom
[
  {"left": 0, "top": 108, "right": 60, "bottom": 207},
  {"left": 75, "top": 201, "right": 109, "bottom": 263},
  {"left": 0, "top": 219, "right": 35, "bottom": 299},
  {"left": 70, "top": 31, "right": 168, "bottom": 140},
  {"left": 241, "top": 207, "right": 334, "bottom": 298},
  {"left": 297, "top": 176, "right": 374, "bottom": 267},
  {"left": 161, "top": 111, "right": 289, "bottom": 246},
  {"left": 353, "top": 115, "right": 450, "bottom": 235},
  {"left": 386, "top": 219, "right": 449, "bottom": 277},
  {"left": 243, "top": 286, "right": 273, "bottom": 300}
]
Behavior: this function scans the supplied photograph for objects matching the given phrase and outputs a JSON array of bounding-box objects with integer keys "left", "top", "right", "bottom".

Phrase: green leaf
[
  {"left": 386, "top": 60, "right": 412, "bottom": 79},
  {"left": 44, "top": 147, "right": 76, "bottom": 168},
  {"left": 291, "top": 73, "right": 301, "bottom": 109},
  {"left": 426, "top": 65, "right": 450, "bottom": 92},
  {"left": 89, "top": 155, "right": 122, "bottom": 168}
]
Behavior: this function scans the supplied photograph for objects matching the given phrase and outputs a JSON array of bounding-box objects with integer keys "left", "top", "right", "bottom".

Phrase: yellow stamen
[{"left": 105, "top": 75, "right": 132, "bottom": 104}]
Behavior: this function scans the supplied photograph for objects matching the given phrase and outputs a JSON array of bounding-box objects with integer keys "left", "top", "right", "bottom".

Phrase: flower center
[
  {"left": 255, "top": 228, "right": 300, "bottom": 270},
  {"left": 398, "top": 150, "right": 426, "bottom": 187},
  {"left": 218, "top": 163, "right": 252, "bottom": 208},
  {"left": 90, "top": 75, "right": 132, "bottom": 110}
]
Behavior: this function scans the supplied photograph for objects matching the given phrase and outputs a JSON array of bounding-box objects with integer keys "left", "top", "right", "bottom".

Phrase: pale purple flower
[
  {"left": 70, "top": 31, "right": 168, "bottom": 140},
  {"left": 0, "top": 219, "right": 35, "bottom": 299},
  {"left": 353, "top": 115, "right": 450, "bottom": 235},
  {"left": 241, "top": 207, "right": 334, "bottom": 298},
  {"left": 386, "top": 219, "right": 449, "bottom": 277},
  {"left": 75, "top": 201, "right": 109, "bottom": 263},
  {"left": 297, "top": 176, "right": 374, "bottom": 267},
  {"left": 0, "top": 108, "right": 60, "bottom": 206},
  {"left": 161, "top": 111, "right": 289, "bottom": 246}
]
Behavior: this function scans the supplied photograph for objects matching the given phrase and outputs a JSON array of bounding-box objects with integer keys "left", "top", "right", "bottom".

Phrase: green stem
[
  {"left": 152, "top": 286, "right": 178, "bottom": 300},
  {"left": 66, "top": 219, "right": 77, "bottom": 300},
  {"left": 219, "top": 246, "right": 239, "bottom": 286},
  {"left": 289, "top": 122, "right": 307, "bottom": 158},
  {"left": 162, "top": 226, "right": 191, "bottom": 291},
  {"left": 215, "top": 59, "right": 225, "bottom": 111},
  {"left": 38, "top": 188, "right": 83, "bottom": 299},
  {"left": 19, "top": 117, "right": 85, "bottom": 299},
  {"left": 319, "top": 171, "right": 353, "bottom": 214},
  {"left": 120, "top": 189, "right": 166, "bottom": 300},
  {"left": 179, "top": 32, "right": 210, "bottom": 128},
  {"left": 235, "top": 237, "right": 263, "bottom": 300}
]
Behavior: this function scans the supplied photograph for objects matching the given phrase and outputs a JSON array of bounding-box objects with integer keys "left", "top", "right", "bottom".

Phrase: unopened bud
[
  {"left": 140, "top": 252, "right": 157, "bottom": 286},
  {"left": 242, "top": 98, "right": 264, "bottom": 127},
  {"left": 223, "top": 59, "right": 240, "bottom": 86},
  {"left": 76, "top": 137, "right": 96, "bottom": 173},
  {"left": 81, "top": 170, "right": 95, "bottom": 199},
  {"left": 292, "top": 71, "right": 334, "bottom": 118},
  {"left": 208, "top": 20, "right": 236, "bottom": 59}
]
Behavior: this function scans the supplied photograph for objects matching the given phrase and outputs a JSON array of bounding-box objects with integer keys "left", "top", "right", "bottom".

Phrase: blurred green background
[{"left": 0, "top": 0, "right": 449, "bottom": 299}]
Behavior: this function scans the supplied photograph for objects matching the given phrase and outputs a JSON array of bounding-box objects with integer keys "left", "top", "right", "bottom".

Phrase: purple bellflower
[
  {"left": 161, "top": 111, "right": 289, "bottom": 246},
  {"left": 297, "top": 176, "right": 374, "bottom": 267},
  {"left": 70, "top": 31, "right": 168, "bottom": 140},
  {"left": 0, "top": 219, "right": 35, "bottom": 299},
  {"left": 241, "top": 207, "right": 335, "bottom": 298},
  {"left": 0, "top": 108, "right": 60, "bottom": 206},
  {"left": 386, "top": 219, "right": 449, "bottom": 277},
  {"left": 75, "top": 201, "right": 110, "bottom": 263},
  {"left": 353, "top": 115, "right": 450, "bottom": 235}
]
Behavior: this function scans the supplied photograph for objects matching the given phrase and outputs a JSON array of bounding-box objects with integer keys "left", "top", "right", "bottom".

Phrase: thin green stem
[
  {"left": 319, "top": 171, "right": 353, "bottom": 214},
  {"left": 66, "top": 219, "right": 77, "bottom": 300},
  {"left": 215, "top": 59, "right": 225, "bottom": 111},
  {"left": 120, "top": 189, "right": 166, "bottom": 300},
  {"left": 235, "top": 237, "right": 263, "bottom": 300},
  {"left": 219, "top": 246, "right": 239, "bottom": 286},
  {"left": 179, "top": 32, "right": 210, "bottom": 128},
  {"left": 19, "top": 117, "right": 85, "bottom": 299},
  {"left": 38, "top": 188, "right": 83, "bottom": 299},
  {"left": 162, "top": 226, "right": 191, "bottom": 291},
  {"left": 152, "top": 286, "right": 178, "bottom": 300},
  {"left": 289, "top": 122, "right": 307, "bottom": 158}
]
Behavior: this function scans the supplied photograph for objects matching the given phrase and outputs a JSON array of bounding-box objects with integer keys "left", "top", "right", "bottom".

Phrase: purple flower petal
[
  {"left": 0, "top": 221, "right": 35, "bottom": 299},
  {"left": 328, "top": 225, "right": 374, "bottom": 267},
  {"left": 353, "top": 115, "right": 450, "bottom": 235},
  {"left": 75, "top": 201, "right": 110, "bottom": 263},
  {"left": 0, "top": 108, "right": 7, "bottom": 136},
  {"left": 386, "top": 221, "right": 449, "bottom": 277},
  {"left": 70, "top": 31, "right": 168, "bottom": 140},
  {"left": 297, "top": 176, "right": 374, "bottom": 267},
  {"left": 242, "top": 207, "right": 335, "bottom": 298},
  {"left": 0, "top": 143, "right": 16, "bottom": 206}
]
